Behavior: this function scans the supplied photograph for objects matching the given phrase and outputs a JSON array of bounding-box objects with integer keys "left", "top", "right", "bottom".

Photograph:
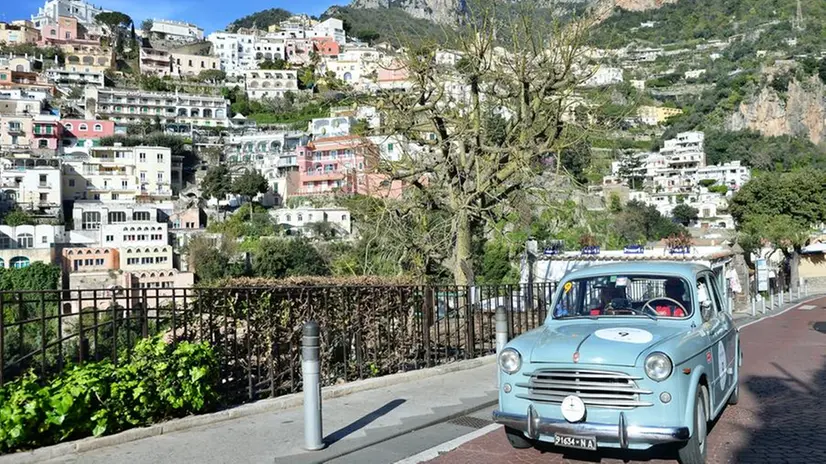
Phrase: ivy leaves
[{"left": 0, "top": 337, "right": 219, "bottom": 453}]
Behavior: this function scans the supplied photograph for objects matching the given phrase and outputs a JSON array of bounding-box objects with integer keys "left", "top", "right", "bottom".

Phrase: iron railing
[{"left": 0, "top": 283, "right": 556, "bottom": 405}]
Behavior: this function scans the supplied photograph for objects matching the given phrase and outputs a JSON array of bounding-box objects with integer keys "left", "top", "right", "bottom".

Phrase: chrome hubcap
[{"left": 697, "top": 400, "right": 707, "bottom": 452}]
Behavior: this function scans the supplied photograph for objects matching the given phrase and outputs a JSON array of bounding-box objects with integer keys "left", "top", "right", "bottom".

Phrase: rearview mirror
[{"left": 700, "top": 299, "right": 713, "bottom": 320}]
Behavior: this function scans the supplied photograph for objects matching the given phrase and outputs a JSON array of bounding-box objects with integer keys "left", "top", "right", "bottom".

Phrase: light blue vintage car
[{"left": 493, "top": 262, "right": 741, "bottom": 464}]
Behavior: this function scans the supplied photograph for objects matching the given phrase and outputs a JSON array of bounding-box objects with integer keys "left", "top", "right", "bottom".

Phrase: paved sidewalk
[
  {"left": 37, "top": 360, "right": 498, "bottom": 464},
  {"left": 422, "top": 295, "right": 826, "bottom": 464}
]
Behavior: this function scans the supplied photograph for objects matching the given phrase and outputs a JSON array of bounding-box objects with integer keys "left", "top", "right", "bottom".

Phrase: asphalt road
[{"left": 424, "top": 297, "right": 826, "bottom": 464}]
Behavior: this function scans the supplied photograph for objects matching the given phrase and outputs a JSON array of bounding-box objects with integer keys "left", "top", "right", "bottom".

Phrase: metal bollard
[
  {"left": 750, "top": 296, "right": 755, "bottom": 316},
  {"left": 780, "top": 288, "right": 784, "bottom": 306},
  {"left": 761, "top": 295, "right": 766, "bottom": 314},
  {"left": 495, "top": 306, "right": 508, "bottom": 355},
  {"left": 302, "top": 321, "right": 324, "bottom": 451},
  {"left": 769, "top": 288, "right": 774, "bottom": 310}
]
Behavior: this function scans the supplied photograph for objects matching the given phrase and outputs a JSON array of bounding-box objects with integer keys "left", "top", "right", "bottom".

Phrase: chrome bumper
[{"left": 493, "top": 405, "right": 690, "bottom": 448}]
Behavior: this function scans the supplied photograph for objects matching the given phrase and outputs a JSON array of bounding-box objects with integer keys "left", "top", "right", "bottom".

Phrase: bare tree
[{"left": 376, "top": 0, "right": 601, "bottom": 285}]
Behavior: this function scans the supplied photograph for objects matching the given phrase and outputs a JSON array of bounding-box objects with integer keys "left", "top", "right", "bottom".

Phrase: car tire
[
  {"left": 504, "top": 426, "right": 533, "bottom": 449},
  {"left": 678, "top": 386, "right": 708, "bottom": 464},
  {"left": 728, "top": 349, "right": 741, "bottom": 405}
]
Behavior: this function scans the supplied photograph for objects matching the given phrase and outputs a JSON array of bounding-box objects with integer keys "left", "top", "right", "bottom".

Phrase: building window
[
  {"left": 95, "top": 258, "right": 104, "bottom": 266},
  {"left": 157, "top": 173, "right": 163, "bottom": 182},
  {"left": 10, "top": 257, "right": 30, "bottom": 269},
  {"left": 127, "top": 258, "right": 138, "bottom": 265},
  {"left": 106, "top": 235, "right": 114, "bottom": 242},
  {"left": 68, "top": 178, "right": 75, "bottom": 187},
  {"left": 94, "top": 124, "right": 102, "bottom": 132},
  {"left": 79, "top": 124, "right": 88, "bottom": 131},
  {"left": 16, "top": 234, "right": 33, "bottom": 249},
  {"left": 82, "top": 212, "right": 101, "bottom": 230},
  {"left": 139, "top": 152, "right": 146, "bottom": 161},
  {"left": 133, "top": 211, "right": 151, "bottom": 221},
  {"left": 157, "top": 153, "right": 164, "bottom": 162},
  {"left": 38, "top": 140, "right": 48, "bottom": 148},
  {"left": 64, "top": 123, "right": 73, "bottom": 130},
  {"left": 140, "top": 172, "right": 147, "bottom": 182},
  {"left": 108, "top": 211, "right": 126, "bottom": 223},
  {"left": 0, "top": 236, "right": 8, "bottom": 249}
]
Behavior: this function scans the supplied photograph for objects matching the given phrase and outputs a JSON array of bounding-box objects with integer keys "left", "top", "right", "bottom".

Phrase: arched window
[
  {"left": 64, "top": 123, "right": 73, "bottom": 130},
  {"left": 10, "top": 257, "right": 30, "bottom": 269},
  {"left": 104, "top": 249, "right": 110, "bottom": 254},
  {"left": 67, "top": 250, "right": 74, "bottom": 255},
  {"left": 94, "top": 124, "right": 102, "bottom": 132},
  {"left": 285, "top": 214, "right": 291, "bottom": 221},
  {"left": 79, "top": 124, "right": 88, "bottom": 131},
  {"left": 16, "top": 233, "right": 33, "bottom": 249}
]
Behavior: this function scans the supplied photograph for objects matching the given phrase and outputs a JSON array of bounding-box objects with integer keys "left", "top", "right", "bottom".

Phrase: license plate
[{"left": 553, "top": 433, "right": 597, "bottom": 451}]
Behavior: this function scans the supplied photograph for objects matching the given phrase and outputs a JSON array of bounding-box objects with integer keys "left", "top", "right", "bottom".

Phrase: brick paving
[{"left": 428, "top": 298, "right": 826, "bottom": 464}]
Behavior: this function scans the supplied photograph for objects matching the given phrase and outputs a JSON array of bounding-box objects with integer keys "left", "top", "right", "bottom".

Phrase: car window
[
  {"left": 553, "top": 274, "right": 693, "bottom": 319},
  {"left": 696, "top": 274, "right": 719, "bottom": 322}
]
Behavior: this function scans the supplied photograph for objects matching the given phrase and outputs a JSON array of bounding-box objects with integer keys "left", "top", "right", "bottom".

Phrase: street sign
[{"left": 756, "top": 258, "right": 768, "bottom": 292}]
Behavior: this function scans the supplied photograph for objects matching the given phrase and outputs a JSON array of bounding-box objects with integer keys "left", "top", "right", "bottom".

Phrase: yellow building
[
  {"left": 0, "top": 21, "right": 40, "bottom": 45},
  {"left": 637, "top": 106, "right": 683, "bottom": 125},
  {"left": 59, "top": 43, "right": 115, "bottom": 73}
]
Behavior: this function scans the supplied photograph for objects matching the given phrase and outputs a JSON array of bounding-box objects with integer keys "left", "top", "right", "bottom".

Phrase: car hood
[{"left": 529, "top": 320, "right": 684, "bottom": 367}]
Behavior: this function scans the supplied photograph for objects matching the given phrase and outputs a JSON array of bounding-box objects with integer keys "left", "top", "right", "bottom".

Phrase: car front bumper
[{"left": 493, "top": 405, "right": 690, "bottom": 449}]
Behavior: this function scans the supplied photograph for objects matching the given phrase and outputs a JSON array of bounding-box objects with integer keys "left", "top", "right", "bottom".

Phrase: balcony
[{"left": 6, "top": 126, "right": 24, "bottom": 135}]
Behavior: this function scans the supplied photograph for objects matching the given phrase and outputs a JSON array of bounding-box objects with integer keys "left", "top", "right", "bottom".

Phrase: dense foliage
[
  {"left": 0, "top": 337, "right": 219, "bottom": 453},
  {"left": 593, "top": 1, "right": 826, "bottom": 48},
  {"left": 703, "top": 130, "right": 826, "bottom": 171},
  {"left": 2, "top": 209, "right": 35, "bottom": 227},
  {"left": 227, "top": 8, "right": 292, "bottom": 32},
  {"left": 321, "top": 7, "right": 452, "bottom": 47},
  {"left": 0, "top": 263, "right": 61, "bottom": 293}
]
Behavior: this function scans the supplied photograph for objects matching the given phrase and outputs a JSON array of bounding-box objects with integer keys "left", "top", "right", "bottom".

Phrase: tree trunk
[{"left": 454, "top": 211, "right": 472, "bottom": 286}]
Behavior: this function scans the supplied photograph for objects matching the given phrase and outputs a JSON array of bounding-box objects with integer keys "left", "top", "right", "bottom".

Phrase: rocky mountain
[
  {"left": 613, "top": 0, "right": 678, "bottom": 11},
  {"left": 728, "top": 76, "right": 826, "bottom": 145},
  {"left": 349, "top": 0, "right": 461, "bottom": 24}
]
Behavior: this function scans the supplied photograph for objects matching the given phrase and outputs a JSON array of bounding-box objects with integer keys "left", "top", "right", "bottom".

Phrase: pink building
[
  {"left": 31, "top": 116, "right": 61, "bottom": 151},
  {"left": 285, "top": 38, "right": 314, "bottom": 65},
  {"left": 377, "top": 60, "right": 411, "bottom": 90},
  {"left": 60, "top": 119, "right": 115, "bottom": 150},
  {"left": 40, "top": 16, "right": 99, "bottom": 47},
  {"left": 312, "top": 37, "right": 339, "bottom": 57},
  {"left": 293, "top": 135, "right": 401, "bottom": 198},
  {"left": 62, "top": 247, "right": 120, "bottom": 273}
]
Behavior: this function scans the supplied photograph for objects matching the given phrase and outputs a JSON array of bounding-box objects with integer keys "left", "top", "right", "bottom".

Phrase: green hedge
[{"left": 0, "top": 337, "right": 219, "bottom": 453}]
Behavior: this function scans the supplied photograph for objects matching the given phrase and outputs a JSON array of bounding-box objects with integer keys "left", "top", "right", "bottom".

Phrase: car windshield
[{"left": 552, "top": 274, "right": 693, "bottom": 319}]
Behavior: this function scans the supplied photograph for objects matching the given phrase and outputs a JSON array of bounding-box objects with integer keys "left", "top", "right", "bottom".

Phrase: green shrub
[{"left": 0, "top": 337, "right": 219, "bottom": 453}]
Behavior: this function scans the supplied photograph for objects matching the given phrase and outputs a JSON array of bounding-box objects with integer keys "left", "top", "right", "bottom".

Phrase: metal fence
[{"left": 0, "top": 283, "right": 556, "bottom": 405}]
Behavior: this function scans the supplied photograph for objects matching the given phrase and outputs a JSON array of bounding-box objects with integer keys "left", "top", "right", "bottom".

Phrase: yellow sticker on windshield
[{"left": 563, "top": 282, "right": 573, "bottom": 293}]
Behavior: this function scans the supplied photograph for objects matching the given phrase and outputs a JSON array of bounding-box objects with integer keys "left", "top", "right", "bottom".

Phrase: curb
[{"left": 0, "top": 355, "right": 496, "bottom": 464}]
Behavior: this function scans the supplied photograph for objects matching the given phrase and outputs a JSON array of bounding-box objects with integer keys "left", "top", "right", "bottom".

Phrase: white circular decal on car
[
  {"left": 593, "top": 328, "right": 654, "bottom": 344},
  {"left": 561, "top": 395, "right": 586, "bottom": 422},
  {"left": 717, "top": 340, "right": 727, "bottom": 389}
]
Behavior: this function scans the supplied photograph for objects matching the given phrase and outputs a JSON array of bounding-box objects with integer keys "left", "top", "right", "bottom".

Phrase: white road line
[
  {"left": 393, "top": 423, "right": 502, "bottom": 464},
  {"left": 739, "top": 296, "right": 822, "bottom": 330}
]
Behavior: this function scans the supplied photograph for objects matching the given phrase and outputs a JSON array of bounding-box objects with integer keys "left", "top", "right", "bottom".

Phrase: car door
[
  {"left": 697, "top": 272, "right": 734, "bottom": 413},
  {"left": 709, "top": 273, "right": 737, "bottom": 405}
]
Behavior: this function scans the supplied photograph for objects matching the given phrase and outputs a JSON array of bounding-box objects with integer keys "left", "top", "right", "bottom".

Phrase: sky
[{"left": 1, "top": 0, "right": 342, "bottom": 34}]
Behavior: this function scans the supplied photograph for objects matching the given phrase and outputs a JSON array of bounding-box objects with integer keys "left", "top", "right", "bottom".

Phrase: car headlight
[
  {"left": 499, "top": 348, "right": 521, "bottom": 374},
  {"left": 644, "top": 352, "right": 673, "bottom": 382}
]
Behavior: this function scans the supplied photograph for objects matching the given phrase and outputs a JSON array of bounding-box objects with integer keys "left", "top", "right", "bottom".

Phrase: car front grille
[{"left": 515, "top": 369, "right": 653, "bottom": 409}]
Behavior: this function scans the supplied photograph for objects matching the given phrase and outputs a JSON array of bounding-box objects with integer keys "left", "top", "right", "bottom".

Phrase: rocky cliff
[
  {"left": 728, "top": 76, "right": 826, "bottom": 145},
  {"left": 613, "top": 0, "right": 678, "bottom": 11},
  {"left": 350, "top": 0, "right": 460, "bottom": 24}
]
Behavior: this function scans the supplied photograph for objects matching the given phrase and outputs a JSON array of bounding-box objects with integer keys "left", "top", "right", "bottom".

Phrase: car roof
[{"left": 561, "top": 261, "right": 709, "bottom": 282}]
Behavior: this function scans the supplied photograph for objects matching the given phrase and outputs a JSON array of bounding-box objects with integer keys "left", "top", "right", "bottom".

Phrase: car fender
[{"left": 683, "top": 365, "right": 709, "bottom": 436}]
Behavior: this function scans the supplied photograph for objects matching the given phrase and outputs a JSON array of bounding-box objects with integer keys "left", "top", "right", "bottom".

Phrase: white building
[
  {"left": 267, "top": 17, "right": 346, "bottom": 45},
  {"left": 31, "top": 0, "right": 107, "bottom": 29},
  {"left": 0, "top": 157, "right": 62, "bottom": 216},
  {"left": 694, "top": 161, "right": 751, "bottom": 192},
  {"left": 150, "top": 19, "right": 204, "bottom": 42},
  {"left": 367, "top": 134, "right": 421, "bottom": 162},
  {"left": 243, "top": 69, "right": 299, "bottom": 100},
  {"left": 254, "top": 37, "right": 287, "bottom": 62},
  {"left": 272, "top": 207, "right": 351, "bottom": 236},
  {"left": 45, "top": 67, "right": 105, "bottom": 87},
  {"left": 70, "top": 201, "right": 170, "bottom": 248},
  {"left": 84, "top": 87, "right": 230, "bottom": 127},
  {"left": 62, "top": 145, "right": 173, "bottom": 202},
  {"left": 207, "top": 32, "right": 257, "bottom": 76},
  {"left": 310, "top": 116, "right": 352, "bottom": 138},
  {"left": 581, "top": 66, "right": 624, "bottom": 87},
  {"left": 0, "top": 224, "right": 66, "bottom": 269},
  {"left": 312, "top": 18, "right": 345, "bottom": 45}
]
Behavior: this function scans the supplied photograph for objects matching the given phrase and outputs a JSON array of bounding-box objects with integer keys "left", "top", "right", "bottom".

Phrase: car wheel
[
  {"left": 504, "top": 426, "right": 533, "bottom": 449},
  {"left": 678, "top": 386, "right": 708, "bottom": 464},
  {"left": 728, "top": 349, "right": 741, "bottom": 405}
]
